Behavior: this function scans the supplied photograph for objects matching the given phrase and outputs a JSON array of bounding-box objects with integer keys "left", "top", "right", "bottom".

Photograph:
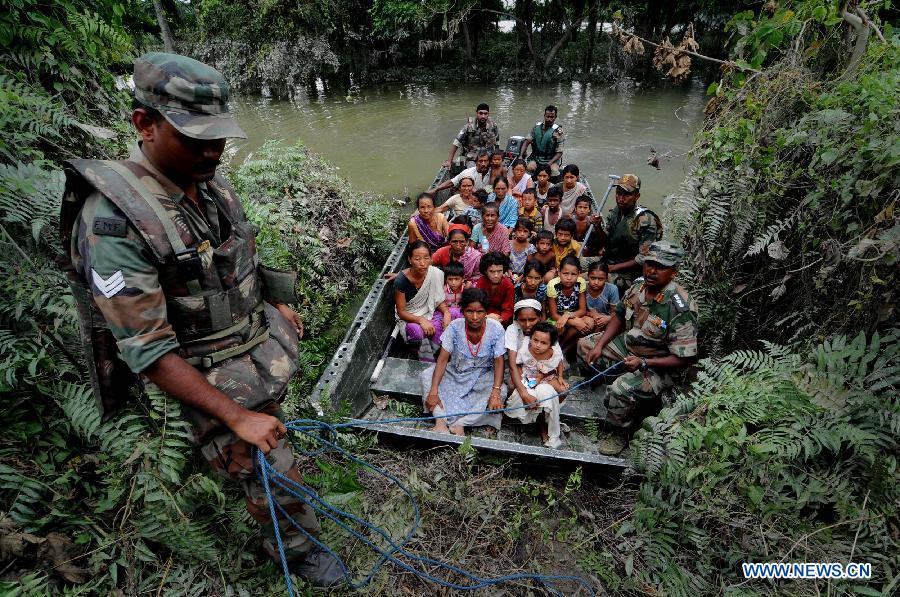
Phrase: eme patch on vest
[{"left": 93, "top": 217, "right": 127, "bottom": 237}]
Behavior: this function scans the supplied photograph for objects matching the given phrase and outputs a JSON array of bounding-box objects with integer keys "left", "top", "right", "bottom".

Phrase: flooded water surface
[{"left": 230, "top": 81, "right": 708, "bottom": 214}]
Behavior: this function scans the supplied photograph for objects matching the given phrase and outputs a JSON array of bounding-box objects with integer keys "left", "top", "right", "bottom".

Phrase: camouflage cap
[
  {"left": 616, "top": 173, "right": 641, "bottom": 193},
  {"left": 636, "top": 240, "right": 684, "bottom": 268},
  {"left": 133, "top": 52, "right": 246, "bottom": 140}
]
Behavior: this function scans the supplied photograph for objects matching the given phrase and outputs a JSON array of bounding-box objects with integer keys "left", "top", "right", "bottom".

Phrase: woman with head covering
[
  {"left": 431, "top": 224, "right": 482, "bottom": 284},
  {"left": 422, "top": 288, "right": 506, "bottom": 436}
]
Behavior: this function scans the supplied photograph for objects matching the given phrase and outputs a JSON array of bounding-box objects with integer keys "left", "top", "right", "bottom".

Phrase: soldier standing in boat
[
  {"left": 604, "top": 174, "right": 664, "bottom": 294},
  {"left": 520, "top": 105, "right": 565, "bottom": 178},
  {"left": 443, "top": 103, "right": 500, "bottom": 169},
  {"left": 59, "top": 52, "right": 342, "bottom": 587},
  {"left": 577, "top": 241, "right": 698, "bottom": 455}
]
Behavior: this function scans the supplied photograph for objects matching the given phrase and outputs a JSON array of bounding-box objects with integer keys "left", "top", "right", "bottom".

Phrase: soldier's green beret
[
  {"left": 636, "top": 240, "right": 684, "bottom": 268},
  {"left": 133, "top": 52, "right": 245, "bottom": 140}
]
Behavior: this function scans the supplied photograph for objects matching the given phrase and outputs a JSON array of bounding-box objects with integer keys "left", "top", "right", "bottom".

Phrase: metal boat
[{"left": 311, "top": 159, "right": 628, "bottom": 468}]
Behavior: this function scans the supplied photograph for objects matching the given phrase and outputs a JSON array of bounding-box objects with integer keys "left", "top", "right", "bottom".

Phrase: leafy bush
[
  {"left": 666, "top": 5, "right": 898, "bottom": 354},
  {"left": 621, "top": 330, "right": 899, "bottom": 595}
]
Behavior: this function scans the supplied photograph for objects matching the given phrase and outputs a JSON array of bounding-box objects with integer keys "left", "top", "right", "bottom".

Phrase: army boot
[
  {"left": 296, "top": 546, "right": 344, "bottom": 588},
  {"left": 598, "top": 430, "right": 629, "bottom": 456}
]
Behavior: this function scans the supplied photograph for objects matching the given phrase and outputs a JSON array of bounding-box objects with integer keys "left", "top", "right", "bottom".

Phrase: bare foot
[
  {"left": 449, "top": 425, "right": 466, "bottom": 436},
  {"left": 431, "top": 420, "right": 450, "bottom": 433}
]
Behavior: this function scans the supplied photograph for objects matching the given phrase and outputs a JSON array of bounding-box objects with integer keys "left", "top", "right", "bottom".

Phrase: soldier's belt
[{"left": 183, "top": 327, "right": 270, "bottom": 369}]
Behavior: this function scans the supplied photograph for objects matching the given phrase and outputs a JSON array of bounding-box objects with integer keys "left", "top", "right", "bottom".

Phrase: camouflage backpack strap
[{"left": 65, "top": 159, "right": 203, "bottom": 295}]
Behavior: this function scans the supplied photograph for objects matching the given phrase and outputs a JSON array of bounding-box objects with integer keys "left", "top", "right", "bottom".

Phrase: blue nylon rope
[{"left": 257, "top": 360, "right": 625, "bottom": 595}]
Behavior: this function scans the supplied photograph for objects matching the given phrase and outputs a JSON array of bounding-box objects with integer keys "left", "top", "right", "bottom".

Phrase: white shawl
[{"left": 397, "top": 266, "right": 445, "bottom": 339}]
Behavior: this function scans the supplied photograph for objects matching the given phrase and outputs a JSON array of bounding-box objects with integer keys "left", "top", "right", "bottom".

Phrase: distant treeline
[{"left": 143, "top": 0, "right": 755, "bottom": 95}]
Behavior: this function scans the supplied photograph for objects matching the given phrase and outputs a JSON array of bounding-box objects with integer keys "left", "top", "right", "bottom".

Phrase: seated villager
[
  {"left": 475, "top": 251, "right": 515, "bottom": 326},
  {"left": 541, "top": 186, "right": 563, "bottom": 232},
  {"left": 508, "top": 219, "right": 537, "bottom": 282},
  {"left": 518, "top": 188, "right": 542, "bottom": 233},
  {"left": 450, "top": 190, "right": 485, "bottom": 229},
  {"left": 436, "top": 176, "right": 476, "bottom": 219},
  {"left": 394, "top": 241, "right": 451, "bottom": 363},
  {"left": 515, "top": 261, "right": 548, "bottom": 305},
  {"left": 471, "top": 203, "right": 511, "bottom": 255},
  {"left": 489, "top": 149, "right": 507, "bottom": 184},
  {"left": 534, "top": 164, "right": 553, "bottom": 207},
  {"left": 557, "top": 164, "right": 587, "bottom": 214},
  {"left": 407, "top": 192, "right": 449, "bottom": 252},
  {"left": 570, "top": 196, "right": 593, "bottom": 242},
  {"left": 505, "top": 298, "right": 544, "bottom": 359},
  {"left": 506, "top": 322, "right": 568, "bottom": 448},
  {"left": 507, "top": 158, "right": 534, "bottom": 201},
  {"left": 489, "top": 178, "right": 520, "bottom": 230},
  {"left": 604, "top": 174, "right": 663, "bottom": 294},
  {"left": 441, "top": 261, "right": 465, "bottom": 321},
  {"left": 432, "top": 224, "right": 482, "bottom": 285},
  {"left": 547, "top": 255, "right": 591, "bottom": 355},
  {"left": 553, "top": 217, "right": 582, "bottom": 269},
  {"left": 584, "top": 261, "right": 619, "bottom": 334},
  {"left": 529, "top": 230, "right": 557, "bottom": 282},
  {"left": 422, "top": 288, "right": 506, "bottom": 436},
  {"left": 579, "top": 242, "right": 698, "bottom": 455},
  {"left": 432, "top": 151, "right": 491, "bottom": 194}
]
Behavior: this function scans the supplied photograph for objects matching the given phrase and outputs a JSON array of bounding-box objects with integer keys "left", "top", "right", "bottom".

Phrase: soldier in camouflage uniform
[
  {"left": 443, "top": 103, "right": 500, "bottom": 169},
  {"left": 577, "top": 241, "right": 698, "bottom": 455},
  {"left": 59, "top": 53, "right": 342, "bottom": 587},
  {"left": 604, "top": 174, "right": 663, "bottom": 294}
]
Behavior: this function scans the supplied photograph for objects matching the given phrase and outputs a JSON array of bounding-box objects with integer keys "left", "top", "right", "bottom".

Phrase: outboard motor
[{"left": 504, "top": 136, "right": 525, "bottom": 161}]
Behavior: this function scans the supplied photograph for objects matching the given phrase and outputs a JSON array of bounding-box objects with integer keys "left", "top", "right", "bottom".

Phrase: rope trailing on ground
[{"left": 257, "top": 361, "right": 625, "bottom": 595}]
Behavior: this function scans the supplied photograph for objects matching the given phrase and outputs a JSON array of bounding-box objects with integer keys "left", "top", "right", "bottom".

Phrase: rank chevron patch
[{"left": 91, "top": 268, "right": 126, "bottom": 299}]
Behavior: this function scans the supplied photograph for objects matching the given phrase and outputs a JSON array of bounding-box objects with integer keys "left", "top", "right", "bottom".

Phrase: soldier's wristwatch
[{"left": 639, "top": 358, "right": 649, "bottom": 372}]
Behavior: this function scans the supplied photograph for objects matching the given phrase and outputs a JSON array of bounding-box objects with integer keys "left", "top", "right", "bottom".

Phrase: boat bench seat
[{"left": 371, "top": 357, "right": 608, "bottom": 422}]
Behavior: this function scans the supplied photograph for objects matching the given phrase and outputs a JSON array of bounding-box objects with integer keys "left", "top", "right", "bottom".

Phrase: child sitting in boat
[
  {"left": 529, "top": 230, "right": 557, "bottom": 282},
  {"left": 508, "top": 219, "right": 537, "bottom": 283},
  {"left": 534, "top": 164, "right": 552, "bottom": 207},
  {"left": 547, "top": 255, "right": 590, "bottom": 356},
  {"left": 407, "top": 192, "right": 449, "bottom": 253},
  {"left": 488, "top": 149, "right": 506, "bottom": 184},
  {"left": 422, "top": 288, "right": 506, "bottom": 436},
  {"left": 441, "top": 261, "right": 465, "bottom": 320},
  {"left": 514, "top": 261, "right": 548, "bottom": 306},
  {"left": 506, "top": 321, "right": 568, "bottom": 449},
  {"left": 518, "top": 188, "right": 543, "bottom": 233},
  {"left": 584, "top": 260, "right": 619, "bottom": 333},
  {"left": 541, "top": 186, "right": 563, "bottom": 232},
  {"left": 475, "top": 251, "right": 515, "bottom": 326},
  {"left": 570, "top": 196, "right": 592, "bottom": 242},
  {"left": 552, "top": 217, "right": 582, "bottom": 268},
  {"left": 394, "top": 241, "right": 452, "bottom": 362},
  {"left": 470, "top": 203, "right": 510, "bottom": 255}
]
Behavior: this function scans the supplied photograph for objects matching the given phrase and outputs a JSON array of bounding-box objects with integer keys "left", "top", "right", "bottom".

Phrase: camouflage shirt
[
  {"left": 68, "top": 144, "right": 298, "bottom": 413},
  {"left": 605, "top": 205, "right": 661, "bottom": 268},
  {"left": 453, "top": 117, "right": 500, "bottom": 159},
  {"left": 615, "top": 279, "right": 698, "bottom": 359}
]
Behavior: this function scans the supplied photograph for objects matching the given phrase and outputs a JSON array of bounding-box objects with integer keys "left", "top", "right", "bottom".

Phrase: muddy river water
[{"left": 229, "top": 80, "right": 709, "bottom": 214}]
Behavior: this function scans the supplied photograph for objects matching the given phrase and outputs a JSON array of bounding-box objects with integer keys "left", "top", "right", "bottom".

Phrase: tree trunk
[
  {"left": 542, "top": 11, "right": 587, "bottom": 73},
  {"left": 515, "top": 0, "right": 537, "bottom": 66},
  {"left": 582, "top": 0, "right": 599, "bottom": 73},
  {"left": 152, "top": 0, "right": 175, "bottom": 52},
  {"left": 461, "top": 18, "right": 473, "bottom": 59}
]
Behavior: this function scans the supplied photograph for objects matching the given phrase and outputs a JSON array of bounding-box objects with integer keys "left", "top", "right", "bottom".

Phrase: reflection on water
[{"left": 229, "top": 81, "right": 708, "bottom": 214}]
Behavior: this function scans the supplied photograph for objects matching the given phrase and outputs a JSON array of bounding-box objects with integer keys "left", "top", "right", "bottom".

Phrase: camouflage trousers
[
  {"left": 526, "top": 160, "right": 561, "bottom": 177},
  {"left": 576, "top": 334, "right": 673, "bottom": 429},
  {"left": 198, "top": 401, "right": 320, "bottom": 562}
]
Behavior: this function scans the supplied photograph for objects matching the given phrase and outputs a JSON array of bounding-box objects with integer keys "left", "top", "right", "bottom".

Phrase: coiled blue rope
[{"left": 257, "top": 360, "right": 625, "bottom": 595}]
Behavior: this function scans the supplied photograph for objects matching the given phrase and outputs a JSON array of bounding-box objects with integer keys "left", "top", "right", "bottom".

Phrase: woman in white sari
[{"left": 394, "top": 241, "right": 451, "bottom": 362}]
